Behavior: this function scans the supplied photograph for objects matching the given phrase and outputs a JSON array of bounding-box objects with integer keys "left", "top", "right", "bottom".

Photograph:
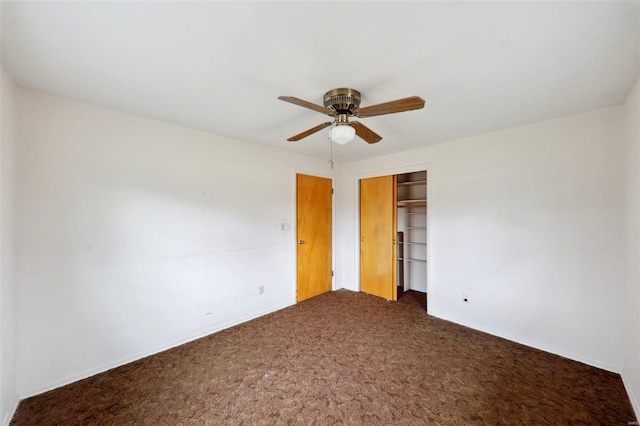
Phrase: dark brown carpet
[{"left": 11, "top": 290, "right": 637, "bottom": 425}]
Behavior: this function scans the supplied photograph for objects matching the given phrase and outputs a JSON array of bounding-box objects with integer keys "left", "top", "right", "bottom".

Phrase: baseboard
[
  {"left": 430, "top": 310, "right": 620, "bottom": 373},
  {"left": 622, "top": 372, "right": 640, "bottom": 420},
  {"left": 20, "top": 300, "right": 295, "bottom": 398},
  {"left": 2, "top": 394, "right": 19, "bottom": 426}
]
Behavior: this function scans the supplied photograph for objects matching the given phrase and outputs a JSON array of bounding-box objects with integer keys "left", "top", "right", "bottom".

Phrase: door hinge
[
  {"left": 332, "top": 188, "right": 334, "bottom": 194},
  {"left": 332, "top": 271, "right": 334, "bottom": 277}
]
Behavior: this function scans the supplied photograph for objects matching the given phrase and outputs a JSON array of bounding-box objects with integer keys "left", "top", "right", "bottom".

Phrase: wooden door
[
  {"left": 297, "top": 174, "right": 332, "bottom": 302},
  {"left": 360, "top": 175, "right": 397, "bottom": 301}
]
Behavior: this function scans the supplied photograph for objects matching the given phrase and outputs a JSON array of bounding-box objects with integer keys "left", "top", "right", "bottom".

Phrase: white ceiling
[{"left": 2, "top": 1, "right": 639, "bottom": 162}]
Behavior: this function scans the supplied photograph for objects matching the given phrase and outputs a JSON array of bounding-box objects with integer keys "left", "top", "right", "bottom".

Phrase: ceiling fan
[{"left": 278, "top": 88, "right": 425, "bottom": 145}]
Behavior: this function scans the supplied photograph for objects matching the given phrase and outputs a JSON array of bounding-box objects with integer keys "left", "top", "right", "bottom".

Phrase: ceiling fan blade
[
  {"left": 356, "top": 96, "right": 425, "bottom": 118},
  {"left": 278, "top": 96, "right": 335, "bottom": 116},
  {"left": 287, "top": 122, "right": 333, "bottom": 142},
  {"left": 351, "top": 121, "right": 382, "bottom": 144}
]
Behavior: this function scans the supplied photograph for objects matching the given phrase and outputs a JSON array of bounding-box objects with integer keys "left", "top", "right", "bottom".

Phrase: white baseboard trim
[
  {"left": 2, "top": 394, "right": 19, "bottom": 426},
  {"left": 622, "top": 372, "right": 640, "bottom": 421},
  {"left": 20, "top": 300, "right": 295, "bottom": 399},
  {"left": 429, "top": 310, "right": 620, "bottom": 373}
]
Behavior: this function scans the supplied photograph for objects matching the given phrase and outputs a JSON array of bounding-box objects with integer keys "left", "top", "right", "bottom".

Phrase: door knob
[{"left": 299, "top": 240, "right": 306, "bottom": 245}]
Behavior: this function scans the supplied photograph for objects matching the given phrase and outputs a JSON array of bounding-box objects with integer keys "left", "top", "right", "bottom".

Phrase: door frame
[
  {"left": 353, "top": 163, "right": 432, "bottom": 311},
  {"left": 294, "top": 169, "right": 336, "bottom": 302}
]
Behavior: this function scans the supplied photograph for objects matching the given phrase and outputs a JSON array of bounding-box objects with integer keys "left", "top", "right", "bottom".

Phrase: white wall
[
  {"left": 0, "top": 65, "right": 19, "bottom": 424},
  {"left": 338, "top": 106, "right": 625, "bottom": 372},
  {"left": 9, "top": 78, "right": 634, "bottom": 407},
  {"left": 15, "top": 89, "right": 334, "bottom": 397},
  {"left": 623, "top": 73, "right": 640, "bottom": 417}
]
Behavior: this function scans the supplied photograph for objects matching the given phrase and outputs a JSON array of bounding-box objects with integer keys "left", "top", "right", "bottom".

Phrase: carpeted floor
[{"left": 10, "top": 290, "right": 637, "bottom": 425}]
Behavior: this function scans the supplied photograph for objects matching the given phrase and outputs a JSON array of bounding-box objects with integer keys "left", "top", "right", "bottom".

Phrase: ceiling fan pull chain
[{"left": 328, "top": 130, "right": 334, "bottom": 169}]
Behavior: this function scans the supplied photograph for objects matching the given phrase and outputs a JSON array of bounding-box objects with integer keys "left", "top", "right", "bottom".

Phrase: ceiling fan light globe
[{"left": 331, "top": 125, "right": 355, "bottom": 145}]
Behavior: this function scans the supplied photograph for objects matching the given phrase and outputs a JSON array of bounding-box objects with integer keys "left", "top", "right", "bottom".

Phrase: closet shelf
[
  {"left": 398, "top": 205, "right": 426, "bottom": 208},
  {"left": 407, "top": 258, "right": 427, "bottom": 263},
  {"left": 397, "top": 180, "right": 426, "bottom": 187},
  {"left": 398, "top": 199, "right": 426, "bottom": 204},
  {"left": 406, "top": 242, "right": 426, "bottom": 245},
  {"left": 397, "top": 201, "right": 427, "bottom": 208}
]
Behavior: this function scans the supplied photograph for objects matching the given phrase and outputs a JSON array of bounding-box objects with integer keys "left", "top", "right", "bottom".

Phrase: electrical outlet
[
  {"left": 463, "top": 294, "right": 469, "bottom": 303},
  {"left": 259, "top": 285, "right": 264, "bottom": 295}
]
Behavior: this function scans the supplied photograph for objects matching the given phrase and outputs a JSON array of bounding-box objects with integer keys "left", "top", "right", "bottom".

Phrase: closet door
[{"left": 360, "top": 175, "right": 397, "bottom": 301}]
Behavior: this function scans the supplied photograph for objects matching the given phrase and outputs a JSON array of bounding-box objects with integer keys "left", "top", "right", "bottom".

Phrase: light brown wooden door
[
  {"left": 297, "top": 174, "right": 332, "bottom": 302},
  {"left": 360, "top": 175, "right": 397, "bottom": 301}
]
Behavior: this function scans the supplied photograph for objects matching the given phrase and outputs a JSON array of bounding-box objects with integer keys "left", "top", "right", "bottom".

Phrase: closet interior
[{"left": 396, "top": 171, "right": 427, "bottom": 298}]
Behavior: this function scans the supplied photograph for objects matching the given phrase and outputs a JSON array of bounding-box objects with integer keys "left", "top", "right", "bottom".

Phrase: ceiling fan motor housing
[{"left": 324, "top": 88, "right": 361, "bottom": 116}]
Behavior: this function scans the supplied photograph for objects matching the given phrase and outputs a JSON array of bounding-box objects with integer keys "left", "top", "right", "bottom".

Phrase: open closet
[
  {"left": 360, "top": 170, "right": 427, "bottom": 304},
  {"left": 396, "top": 171, "right": 427, "bottom": 298}
]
